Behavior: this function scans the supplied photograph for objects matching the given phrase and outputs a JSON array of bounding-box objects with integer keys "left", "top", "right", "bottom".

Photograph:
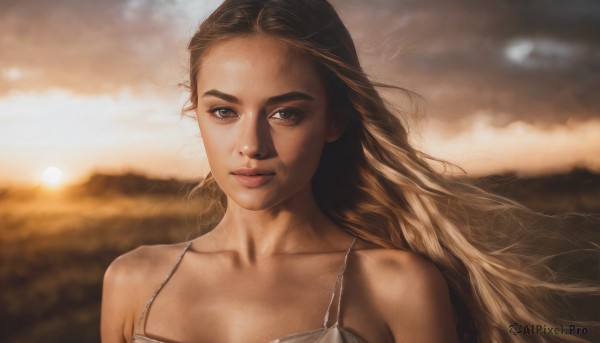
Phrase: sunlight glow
[
  {"left": 418, "top": 115, "right": 600, "bottom": 176},
  {"left": 41, "top": 166, "right": 63, "bottom": 187},
  {"left": 0, "top": 89, "right": 205, "bottom": 185}
]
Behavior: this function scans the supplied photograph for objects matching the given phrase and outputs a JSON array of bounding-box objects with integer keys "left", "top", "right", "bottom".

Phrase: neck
[{"left": 206, "top": 185, "right": 348, "bottom": 263}]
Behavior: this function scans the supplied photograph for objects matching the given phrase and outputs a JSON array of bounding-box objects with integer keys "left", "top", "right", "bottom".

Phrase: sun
[{"left": 41, "top": 166, "right": 63, "bottom": 187}]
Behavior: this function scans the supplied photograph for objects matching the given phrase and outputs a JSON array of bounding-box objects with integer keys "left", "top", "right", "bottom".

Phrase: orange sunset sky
[{"left": 1, "top": 0, "right": 599, "bottom": 187}]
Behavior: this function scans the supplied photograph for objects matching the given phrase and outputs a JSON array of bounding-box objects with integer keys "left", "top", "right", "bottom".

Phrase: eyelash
[
  {"left": 207, "top": 106, "right": 236, "bottom": 120},
  {"left": 206, "top": 106, "right": 304, "bottom": 124}
]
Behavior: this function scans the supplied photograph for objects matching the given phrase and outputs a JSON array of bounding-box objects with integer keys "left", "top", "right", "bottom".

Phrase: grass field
[{"left": 1, "top": 170, "right": 599, "bottom": 342}]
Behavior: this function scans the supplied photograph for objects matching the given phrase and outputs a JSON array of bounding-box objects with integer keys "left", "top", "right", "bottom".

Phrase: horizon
[{"left": 3, "top": 165, "right": 599, "bottom": 191}]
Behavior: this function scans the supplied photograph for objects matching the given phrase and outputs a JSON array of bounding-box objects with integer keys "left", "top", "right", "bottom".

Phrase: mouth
[
  {"left": 231, "top": 172, "right": 274, "bottom": 176},
  {"left": 231, "top": 168, "right": 275, "bottom": 176},
  {"left": 231, "top": 172, "right": 275, "bottom": 188}
]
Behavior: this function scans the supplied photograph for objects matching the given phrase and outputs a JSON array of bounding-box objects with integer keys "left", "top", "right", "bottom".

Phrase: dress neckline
[{"left": 133, "top": 236, "right": 366, "bottom": 343}]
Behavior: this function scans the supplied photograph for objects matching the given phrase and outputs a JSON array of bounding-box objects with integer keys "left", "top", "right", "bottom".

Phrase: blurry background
[{"left": 1, "top": 0, "right": 599, "bottom": 342}]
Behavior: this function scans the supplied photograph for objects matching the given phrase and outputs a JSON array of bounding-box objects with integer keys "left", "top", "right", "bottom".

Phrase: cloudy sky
[{"left": 1, "top": 0, "right": 599, "bottom": 186}]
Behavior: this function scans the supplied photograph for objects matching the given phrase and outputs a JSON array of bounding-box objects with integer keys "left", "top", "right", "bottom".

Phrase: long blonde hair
[{"left": 183, "top": 1, "right": 600, "bottom": 342}]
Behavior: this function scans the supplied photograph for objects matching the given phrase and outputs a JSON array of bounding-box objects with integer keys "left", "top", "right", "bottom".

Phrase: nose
[{"left": 237, "top": 113, "right": 270, "bottom": 159}]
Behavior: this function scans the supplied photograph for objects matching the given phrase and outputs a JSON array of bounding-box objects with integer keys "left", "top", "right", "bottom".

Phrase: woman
[{"left": 101, "top": 1, "right": 598, "bottom": 342}]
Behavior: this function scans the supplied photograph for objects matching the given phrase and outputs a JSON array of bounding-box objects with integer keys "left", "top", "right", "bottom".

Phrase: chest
[{"left": 133, "top": 253, "right": 391, "bottom": 343}]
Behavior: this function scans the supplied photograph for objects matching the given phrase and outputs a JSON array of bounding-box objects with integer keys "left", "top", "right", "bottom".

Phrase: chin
[
  {"left": 228, "top": 192, "right": 281, "bottom": 211},
  {"left": 221, "top": 177, "right": 312, "bottom": 212}
]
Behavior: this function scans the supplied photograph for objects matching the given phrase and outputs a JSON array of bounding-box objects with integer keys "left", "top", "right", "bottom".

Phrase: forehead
[{"left": 197, "top": 35, "right": 324, "bottom": 97}]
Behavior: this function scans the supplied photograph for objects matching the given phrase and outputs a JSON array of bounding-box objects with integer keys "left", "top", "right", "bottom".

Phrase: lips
[
  {"left": 231, "top": 167, "right": 275, "bottom": 176},
  {"left": 231, "top": 168, "right": 275, "bottom": 188}
]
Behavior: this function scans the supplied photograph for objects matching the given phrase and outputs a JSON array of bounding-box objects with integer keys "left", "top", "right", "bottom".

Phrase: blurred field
[
  {"left": 1, "top": 173, "right": 214, "bottom": 343},
  {"left": 1, "top": 170, "right": 599, "bottom": 342}
]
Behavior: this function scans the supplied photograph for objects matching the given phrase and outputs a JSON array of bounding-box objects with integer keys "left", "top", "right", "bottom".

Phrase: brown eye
[
  {"left": 271, "top": 107, "right": 303, "bottom": 123},
  {"left": 207, "top": 106, "right": 236, "bottom": 119}
]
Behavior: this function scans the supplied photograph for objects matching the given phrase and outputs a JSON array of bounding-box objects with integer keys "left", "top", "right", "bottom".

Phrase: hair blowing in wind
[{"left": 182, "top": 1, "right": 600, "bottom": 342}]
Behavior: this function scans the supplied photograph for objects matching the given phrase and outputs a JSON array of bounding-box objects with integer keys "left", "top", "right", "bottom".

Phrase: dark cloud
[
  {"left": 0, "top": 0, "right": 185, "bottom": 95},
  {"left": 331, "top": 0, "right": 600, "bottom": 128},
  {"left": 2, "top": 0, "right": 599, "bottom": 128}
]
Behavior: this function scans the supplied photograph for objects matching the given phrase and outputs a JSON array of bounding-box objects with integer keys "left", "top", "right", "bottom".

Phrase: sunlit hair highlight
[{"left": 183, "top": 1, "right": 599, "bottom": 342}]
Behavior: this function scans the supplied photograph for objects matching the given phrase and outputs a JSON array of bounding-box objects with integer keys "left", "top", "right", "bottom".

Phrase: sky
[{"left": 1, "top": 0, "right": 599, "bottom": 186}]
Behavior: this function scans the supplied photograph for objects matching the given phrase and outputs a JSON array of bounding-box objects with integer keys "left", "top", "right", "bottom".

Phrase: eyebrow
[{"left": 201, "top": 89, "right": 315, "bottom": 105}]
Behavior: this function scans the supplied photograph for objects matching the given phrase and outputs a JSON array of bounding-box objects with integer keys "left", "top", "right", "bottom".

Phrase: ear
[{"left": 325, "top": 117, "right": 348, "bottom": 143}]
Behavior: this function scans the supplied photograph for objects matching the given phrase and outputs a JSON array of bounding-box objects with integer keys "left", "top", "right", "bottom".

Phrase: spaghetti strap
[
  {"left": 134, "top": 241, "right": 193, "bottom": 336},
  {"left": 132, "top": 237, "right": 368, "bottom": 343},
  {"left": 322, "top": 236, "right": 357, "bottom": 328}
]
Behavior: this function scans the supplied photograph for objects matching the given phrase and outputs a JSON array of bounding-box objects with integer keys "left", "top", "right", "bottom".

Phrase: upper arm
[
  {"left": 101, "top": 256, "right": 134, "bottom": 343},
  {"left": 373, "top": 251, "right": 459, "bottom": 343},
  {"left": 101, "top": 247, "right": 153, "bottom": 343}
]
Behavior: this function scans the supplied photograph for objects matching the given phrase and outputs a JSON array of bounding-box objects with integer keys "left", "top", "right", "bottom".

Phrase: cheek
[
  {"left": 275, "top": 126, "right": 327, "bottom": 175},
  {"left": 197, "top": 120, "right": 231, "bottom": 174}
]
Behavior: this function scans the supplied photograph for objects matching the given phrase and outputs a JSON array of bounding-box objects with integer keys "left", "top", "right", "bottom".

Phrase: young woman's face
[{"left": 195, "top": 35, "right": 341, "bottom": 211}]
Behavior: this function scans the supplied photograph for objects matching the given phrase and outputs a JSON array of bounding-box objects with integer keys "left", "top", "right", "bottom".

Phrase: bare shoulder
[
  {"left": 355, "top": 246, "right": 448, "bottom": 295},
  {"left": 101, "top": 242, "right": 190, "bottom": 343},
  {"left": 354, "top": 245, "right": 458, "bottom": 343},
  {"left": 104, "top": 242, "right": 188, "bottom": 286}
]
